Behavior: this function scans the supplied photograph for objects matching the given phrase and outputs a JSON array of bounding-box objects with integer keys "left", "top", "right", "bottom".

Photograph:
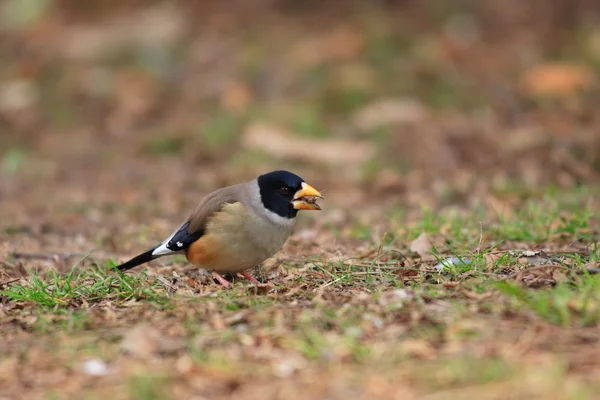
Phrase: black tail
[{"left": 114, "top": 248, "right": 157, "bottom": 272}]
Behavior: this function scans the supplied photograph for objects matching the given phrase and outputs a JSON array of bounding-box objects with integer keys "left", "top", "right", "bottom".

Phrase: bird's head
[{"left": 257, "top": 170, "right": 324, "bottom": 219}]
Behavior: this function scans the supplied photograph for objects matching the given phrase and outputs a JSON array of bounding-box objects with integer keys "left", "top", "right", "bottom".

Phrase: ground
[{"left": 1, "top": 1, "right": 600, "bottom": 399}]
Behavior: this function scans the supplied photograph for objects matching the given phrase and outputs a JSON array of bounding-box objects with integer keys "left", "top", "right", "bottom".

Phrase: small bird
[{"left": 114, "top": 170, "right": 323, "bottom": 288}]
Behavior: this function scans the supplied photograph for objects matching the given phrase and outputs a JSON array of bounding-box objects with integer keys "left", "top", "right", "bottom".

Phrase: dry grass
[{"left": 2, "top": 187, "right": 599, "bottom": 399}]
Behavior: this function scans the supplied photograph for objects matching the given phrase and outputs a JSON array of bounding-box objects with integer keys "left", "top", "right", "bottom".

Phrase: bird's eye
[{"left": 280, "top": 186, "right": 290, "bottom": 195}]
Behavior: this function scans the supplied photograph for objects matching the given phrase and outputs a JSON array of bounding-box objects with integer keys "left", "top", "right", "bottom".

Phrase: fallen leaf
[
  {"left": 514, "top": 250, "right": 551, "bottom": 265},
  {"left": 378, "top": 289, "right": 413, "bottom": 308},
  {"left": 0, "top": 356, "right": 17, "bottom": 382},
  {"left": 0, "top": 80, "right": 39, "bottom": 112},
  {"left": 60, "top": 3, "right": 187, "bottom": 61},
  {"left": 211, "top": 313, "right": 226, "bottom": 331},
  {"left": 399, "top": 339, "right": 436, "bottom": 359},
  {"left": 334, "top": 63, "right": 376, "bottom": 91},
  {"left": 175, "top": 355, "right": 194, "bottom": 375},
  {"left": 521, "top": 62, "right": 595, "bottom": 98},
  {"left": 374, "top": 169, "right": 404, "bottom": 192},
  {"left": 121, "top": 324, "right": 182, "bottom": 359},
  {"left": 410, "top": 232, "right": 432, "bottom": 258},
  {"left": 482, "top": 252, "right": 504, "bottom": 270},
  {"left": 121, "top": 324, "right": 161, "bottom": 359},
  {"left": 353, "top": 98, "right": 428, "bottom": 132},
  {"left": 113, "top": 68, "right": 158, "bottom": 118},
  {"left": 272, "top": 355, "right": 307, "bottom": 378},
  {"left": 221, "top": 81, "right": 252, "bottom": 114},
  {"left": 288, "top": 25, "right": 364, "bottom": 68},
  {"left": 243, "top": 123, "right": 375, "bottom": 166}
]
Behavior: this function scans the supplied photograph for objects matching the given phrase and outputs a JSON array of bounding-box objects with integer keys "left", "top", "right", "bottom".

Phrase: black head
[{"left": 257, "top": 170, "right": 306, "bottom": 219}]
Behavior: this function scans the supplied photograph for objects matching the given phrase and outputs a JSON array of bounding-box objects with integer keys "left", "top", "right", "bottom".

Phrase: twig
[
  {"left": 477, "top": 221, "right": 484, "bottom": 254},
  {"left": 584, "top": 268, "right": 600, "bottom": 275},
  {"left": 318, "top": 277, "right": 343, "bottom": 288},
  {"left": 11, "top": 252, "right": 86, "bottom": 260},
  {"left": 0, "top": 277, "right": 20, "bottom": 287},
  {"left": 0, "top": 266, "right": 11, "bottom": 279},
  {"left": 497, "top": 264, "right": 569, "bottom": 282},
  {"left": 156, "top": 275, "right": 178, "bottom": 295},
  {"left": 344, "top": 263, "right": 404, "bottom": 269}
]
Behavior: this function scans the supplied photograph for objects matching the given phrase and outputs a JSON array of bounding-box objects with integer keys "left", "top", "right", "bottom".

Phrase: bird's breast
[{"left": 185, "top": 202, "right": 293, "bottom": 272}]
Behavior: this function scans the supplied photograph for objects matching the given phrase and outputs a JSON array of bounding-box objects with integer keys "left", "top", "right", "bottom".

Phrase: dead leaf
[
  {"left": 0, "top": 80, "right": 39, "bottom": 112},
  {"left": 482, "top": 252, "right": 503, "bottom": 270},
  {"left": 410, "top": 232, "right": 432, "bottom": 258},
  {"left": 335, "top": 63, "right": 376, "bottom": 91},
  {"left": 243, "top": 123, "right": 375, "bottom": 166},
  {"left": 221, "top": 81, "right": 252, "bottom": 114},
  {"left": 121, "top": 324, "right": 182, "bottom": 359},
  {"left": 288, "top": 26, "right": 364, "bottom": 68},
  {"left": 374, "top": 169, "right": 404, "bottom": 192},
  {"left": 521, "top": 62, "right": 595, "bottom": 98},
  {"left": 175, "top": 355, "right": 194, "bottom": 375},
  {"left": 399, "top": 339, "right": 436, "bottom": 359},
  {"left": 378, "top": 289, "right": 413, "bottom": 308},
  {"left": 60, "top": 3, "right": 187, "bottom": 61},
  {"left": 272, "top": 355, "right": 307, "bottom": 378},
  {"left": 353, "top": 98, "right": 428, "bottom": 132},
  {"left": 211, "top": 313, "right": 226, "bottom": 331},
  {"left": 552, "top": 270, "right": 568, "bottom": 283},
  {"left": 121, "top": 324, "right": 161, "bottom": 359},
  {"left": 0, "top": 357, "right": 17, "bottom": 382},
  {"left": 113, "top": 68, "right": 158, "bottom": 118},
  {"left": 516, "top": 250, "right": 551, "bottom": 265}
]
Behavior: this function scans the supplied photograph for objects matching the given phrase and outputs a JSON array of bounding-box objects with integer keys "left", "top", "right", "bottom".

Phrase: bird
[{"left": 113, "top": 170, "right": 323, "bottom": 288}]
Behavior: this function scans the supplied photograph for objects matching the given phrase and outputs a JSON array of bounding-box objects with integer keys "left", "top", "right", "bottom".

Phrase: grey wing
[
  {"left": 151, "top": 184, "right": 245, "bottom": 257},
  {"left": 186, "top": 183, "right": 246, "bottom": 234}
]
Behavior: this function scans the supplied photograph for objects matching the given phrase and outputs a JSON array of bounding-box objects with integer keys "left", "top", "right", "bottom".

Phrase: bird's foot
[
  {"left": 212, "top": 271, "right": 231, "bottom": 289},
  {"left": 240, "top": 271, "right": 262, "bottom": 285},
  {"left": 241, "top": 271, "right": 273, "bottom": 293}
]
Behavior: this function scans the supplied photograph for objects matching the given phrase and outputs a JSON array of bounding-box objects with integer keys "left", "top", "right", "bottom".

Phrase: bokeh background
[
  {"left": 3, "top": 3, "right": 600, "bottom": 399},
  {"left": 1, "top": 0, "right": 600, "bottom": 251}
]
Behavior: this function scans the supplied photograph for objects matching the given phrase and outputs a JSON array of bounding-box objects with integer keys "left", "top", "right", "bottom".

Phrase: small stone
[
  {"left": 434, "top": 257, "right": 472, "bottom": 272},
  {"left": 81, "top": 359, "right": 109, "bottom": 376}
]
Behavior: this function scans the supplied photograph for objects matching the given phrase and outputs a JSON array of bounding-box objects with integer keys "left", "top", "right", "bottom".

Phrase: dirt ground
[{"left": 2, "top": 1, "right": 600, "bottom": 399}]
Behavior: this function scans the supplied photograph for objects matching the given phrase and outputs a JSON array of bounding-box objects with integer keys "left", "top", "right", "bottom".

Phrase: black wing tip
[{"left": 114, "top": 249, "right": 156, "bottom": 272}]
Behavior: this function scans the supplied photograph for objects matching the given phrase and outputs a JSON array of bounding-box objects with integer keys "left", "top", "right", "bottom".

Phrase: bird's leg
[
  {"left": 240, "top": 271, "right": 261, "bottom": 285},
  {"left": 211, "top": 271, "right": 231, "bottom": 289}
]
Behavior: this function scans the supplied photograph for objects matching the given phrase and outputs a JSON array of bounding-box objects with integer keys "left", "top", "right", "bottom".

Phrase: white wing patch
[{"left": 151, "top": 230, "right": 180, "bottom": 256}]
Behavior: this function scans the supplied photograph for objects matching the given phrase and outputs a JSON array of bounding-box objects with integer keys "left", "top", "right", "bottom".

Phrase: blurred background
[
  {"left": 1, "top": 0, "right": 600, "bottom": 242},
  {"left": 4, "top": 3, "right": 600, "bottom": 397}
]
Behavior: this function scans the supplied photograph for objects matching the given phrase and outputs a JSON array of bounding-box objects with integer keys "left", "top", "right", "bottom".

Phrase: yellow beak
[{"left": 292, "top": 182, "right": 324, "bottom": 211}]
